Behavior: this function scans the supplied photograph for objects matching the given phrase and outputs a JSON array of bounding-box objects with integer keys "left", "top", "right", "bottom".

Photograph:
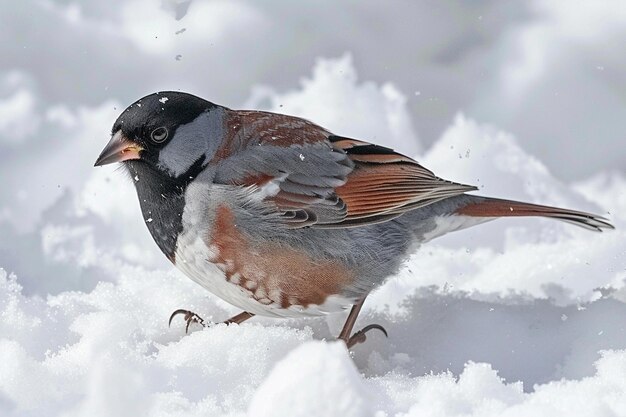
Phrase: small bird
[{"left": 95, "top": 92, "right": 614, "bottom": 347}]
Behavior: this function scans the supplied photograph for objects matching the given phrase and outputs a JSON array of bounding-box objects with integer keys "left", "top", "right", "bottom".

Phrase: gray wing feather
[{"left": 214, "top": 142, "right": 353, "bottom": 227}]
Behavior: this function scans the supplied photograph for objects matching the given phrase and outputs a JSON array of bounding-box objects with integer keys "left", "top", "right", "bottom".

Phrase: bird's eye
[{"left": 150, "top": 127, "right": 168, "bottom": 143}]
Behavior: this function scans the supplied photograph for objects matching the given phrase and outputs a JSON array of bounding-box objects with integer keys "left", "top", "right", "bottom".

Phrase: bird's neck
[{"left": 126, "top": 161, "right": 186, "bottom": 262}]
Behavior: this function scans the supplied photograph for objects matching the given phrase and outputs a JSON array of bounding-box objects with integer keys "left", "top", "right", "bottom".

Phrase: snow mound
[{"left": 250, "top": 342, "right": 373, "bottom": 417}]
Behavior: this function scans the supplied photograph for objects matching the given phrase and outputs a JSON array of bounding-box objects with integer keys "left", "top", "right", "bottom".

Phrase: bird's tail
[{"left": 455, "top": 196, "right": 614, "bottom": 232}]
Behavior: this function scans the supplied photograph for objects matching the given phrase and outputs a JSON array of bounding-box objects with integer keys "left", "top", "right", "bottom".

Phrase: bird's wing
[{"left": 213, "top": 110, "right": 476, "bottom": 228}]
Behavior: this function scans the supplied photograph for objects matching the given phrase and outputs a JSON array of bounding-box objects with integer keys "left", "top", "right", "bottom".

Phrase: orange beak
[{"left": 94, "top": 131, "right": 143, "bottom": 166}]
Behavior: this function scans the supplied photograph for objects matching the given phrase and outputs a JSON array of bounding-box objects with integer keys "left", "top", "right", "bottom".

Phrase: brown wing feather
[{"left": 330, "top": 135, "right": 477, "bottom": 225}]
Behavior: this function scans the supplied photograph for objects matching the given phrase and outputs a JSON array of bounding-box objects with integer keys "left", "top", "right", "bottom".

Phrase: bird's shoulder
[{"left": 230, "top": 109, "right": 332, "bottom": 147}]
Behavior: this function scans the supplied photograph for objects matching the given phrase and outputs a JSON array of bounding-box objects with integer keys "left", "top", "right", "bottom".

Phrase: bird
[{"left": 94, "top": 91, "right": 614, "bottom": 347}]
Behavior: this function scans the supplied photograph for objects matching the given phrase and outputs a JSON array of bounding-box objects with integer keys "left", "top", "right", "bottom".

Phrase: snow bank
[
  {"left": 2, "top": 260, "right": 626, "bottom": 416},
  {"left": 1, "top": 57, "right": 625, "bottom": 416},
  {"left": 367, "top": 350, "right": 626, "bottom": 417}
]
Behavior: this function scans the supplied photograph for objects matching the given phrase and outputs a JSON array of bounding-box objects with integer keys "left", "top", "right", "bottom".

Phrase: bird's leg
[
  {"left": 337, "top": 297, "right": 388, "bottom": 348},
  {"left": 168, "top": 309, "right": 254, "bottom": 333},
  {"left": 223, "top": 311, "right": 255, "bottom": 325}
]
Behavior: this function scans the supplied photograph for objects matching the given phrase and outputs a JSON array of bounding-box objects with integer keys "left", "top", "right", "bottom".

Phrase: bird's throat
[{"left": 126, "top": 161, "right": 186, "bottom": 263}]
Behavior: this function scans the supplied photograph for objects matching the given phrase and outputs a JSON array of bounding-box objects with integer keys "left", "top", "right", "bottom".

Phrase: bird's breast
[{"left": 174, "top": 198, "right": 357, "bottom": 317}]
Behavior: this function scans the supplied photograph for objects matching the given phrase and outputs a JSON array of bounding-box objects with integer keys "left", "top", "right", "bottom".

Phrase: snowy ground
[{"left": 2, "top": 1, "right": 626, "bottom": 416}]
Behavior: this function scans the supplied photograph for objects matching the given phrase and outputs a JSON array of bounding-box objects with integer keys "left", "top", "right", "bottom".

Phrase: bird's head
[{"left": 94, "top": 91, "right": 225, "bottom": 180}]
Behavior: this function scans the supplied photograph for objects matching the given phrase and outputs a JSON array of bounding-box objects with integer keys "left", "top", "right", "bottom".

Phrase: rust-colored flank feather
[{"left": 210, "top": 205, "right": 354, "bottom": 309}]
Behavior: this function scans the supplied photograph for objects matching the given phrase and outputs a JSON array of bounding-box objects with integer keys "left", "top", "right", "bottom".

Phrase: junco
[{"left": 95, "top": 92, "right": 614, "bottom": 347}]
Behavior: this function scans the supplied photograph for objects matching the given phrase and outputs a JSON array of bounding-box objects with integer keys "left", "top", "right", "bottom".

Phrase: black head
[{"left": 95, "top": 91, "right": 226, "bottom": 179}]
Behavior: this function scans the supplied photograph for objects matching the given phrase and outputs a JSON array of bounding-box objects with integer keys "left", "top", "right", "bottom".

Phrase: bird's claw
[
  {"left": 345, "top": 323, "right": 388, "bottom": 348},
  {"left": 168, "top": 309, "right": 208, "bottom": 333}
]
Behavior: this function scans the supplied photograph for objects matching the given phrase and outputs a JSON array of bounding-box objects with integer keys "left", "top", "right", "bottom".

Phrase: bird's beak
[{"left": 94, "top": 131, "right": 143, "bottom": 167}]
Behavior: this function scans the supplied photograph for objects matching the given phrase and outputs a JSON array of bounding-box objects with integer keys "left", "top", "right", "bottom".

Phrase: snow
[
  {"left": 250, "top": 342, "right": 373, "bottom": 417},
  {"left": 2, "top": 2, "right": 626, "bottom": 416}
]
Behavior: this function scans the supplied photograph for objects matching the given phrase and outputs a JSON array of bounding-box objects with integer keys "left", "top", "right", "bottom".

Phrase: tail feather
[{"left": 456, "top": 197, "right": 614, "bottom": 232}]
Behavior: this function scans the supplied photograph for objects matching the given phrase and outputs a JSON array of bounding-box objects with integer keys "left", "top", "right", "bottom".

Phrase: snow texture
[{"left": 1, "top": 1, "right": 626, "bottom": 416}]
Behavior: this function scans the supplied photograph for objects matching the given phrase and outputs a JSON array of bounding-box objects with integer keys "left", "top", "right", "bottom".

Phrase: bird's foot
[
  {"left": 168, "top": 309, "right": 254, "bottom": 334},
  {"left": 341, "top": 324, "right": 388, "bottom": 348},
  {"left": 168, "top": 309, "right": 207, "bottom": 333}
]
